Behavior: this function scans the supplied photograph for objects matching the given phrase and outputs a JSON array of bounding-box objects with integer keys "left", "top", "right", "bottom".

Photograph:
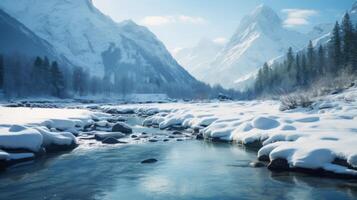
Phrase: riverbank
[{"left": 100, "top": 86, "right": 357, "bottom": 178}]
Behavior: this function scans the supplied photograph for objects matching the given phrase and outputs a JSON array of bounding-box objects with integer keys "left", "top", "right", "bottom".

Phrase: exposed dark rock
[
  {"left": 131, "top": 135, "right": 138, "bottom": 138},
  {"left": 258, "top": 155, "right": 270, "bottom": 162},
  {"left": 268, "top": 158, "right": 289, "bottom": 171},
  {"left": 250, "top": 161, "right": 266, "bottom": 168},
  {"left": 244, "top": 140, "right": 263, "bottom": 150},
  {"left": 163, "top": 139, "right": 169, "bottom": 142},
  {"left": 112, "top": 122, "right": 132, "bottom": 134},
  {"left": 332, "top": 158, "right": 357, "bottom": 170},
  {"left": 102, "top": 137, "right": 119, "bottom": 144},
  {"left": 148, "top": 139, "right": 158, "bottom": 143},
  {"left": 172, "top": 131, "right": 183, "bottom": 135},
  {"left": 45, "top": 142, "right": 78, "bottom": 153},
  {"left": 141, "top": 158, "right": 158, "bottom": 164},
  {"left": 196, "top": 133, "right": 204, "bottom": 140},
  {"left": 176, "top": 139, "right": 183, "bottom": 141}
]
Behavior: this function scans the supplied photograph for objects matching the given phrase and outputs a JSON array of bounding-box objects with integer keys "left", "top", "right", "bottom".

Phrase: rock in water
[
  {"left": 268, "top": 158, "right": 289, "bottom": 171},
  {"left": 249, "top": 161, "right": 266, "bottom": 168},
  {"left": 102, "top": 137, "right": 119, "bottom": 144},
  {"left": 112, "top": 122, "right": 132, "bottom": 134},
  {"left": 141, "top": 158, "right": 158, "bottom": 164}
]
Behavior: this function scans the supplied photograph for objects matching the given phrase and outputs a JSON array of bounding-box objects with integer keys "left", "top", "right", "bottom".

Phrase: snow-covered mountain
[
  {"left": 0, "top": 0, "right": 197, "bottom": 92},
  {"left": 174, "top": 38, "right": 224, "bottom": 80},
  {"left": 201, "top": 5, "right": 310, "bottom": 88},
  {"left": 0, "top": 9, "right": 63, "bottom": 62}
]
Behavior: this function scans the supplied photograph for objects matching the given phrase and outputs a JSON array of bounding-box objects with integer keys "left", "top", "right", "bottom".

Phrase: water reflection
[{"left": 0, "top": 140, "right": 356, "bottom": 200}]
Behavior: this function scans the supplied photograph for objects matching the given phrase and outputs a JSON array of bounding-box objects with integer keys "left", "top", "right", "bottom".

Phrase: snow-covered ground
[
  {"left": 0, "top": 107, "right": 103, "bottom": 165},
  {"left": 101, "top": 87, "right": 357, "bottom": 177}
]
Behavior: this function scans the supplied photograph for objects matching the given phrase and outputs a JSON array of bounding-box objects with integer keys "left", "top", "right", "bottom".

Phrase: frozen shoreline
[
  {"left": 101, "top": 87, "right": 357, "bottom": 177},
  {"left": 0, "top": 87, "right": 356, "bottom": 178}
]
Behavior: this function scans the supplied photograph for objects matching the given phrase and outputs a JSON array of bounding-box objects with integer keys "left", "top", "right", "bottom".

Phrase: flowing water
[{"left": 0, "top": 117, "right": 356, "bottom": 200}]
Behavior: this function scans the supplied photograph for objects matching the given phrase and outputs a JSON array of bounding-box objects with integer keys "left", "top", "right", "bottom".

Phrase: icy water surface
[{"left": 0, "top": 118, "right": 357, "bottom": 200}]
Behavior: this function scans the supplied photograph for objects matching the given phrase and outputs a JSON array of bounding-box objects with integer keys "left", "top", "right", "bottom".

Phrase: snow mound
[
  {"left": 0, "top": 126, "right": 43, "bottom": 152},
  {"left": 252, "top": 117, "right": 280, "bottom": 130},
  {"left": 104, "top": 87, "right": 357, "bottom": 176}
]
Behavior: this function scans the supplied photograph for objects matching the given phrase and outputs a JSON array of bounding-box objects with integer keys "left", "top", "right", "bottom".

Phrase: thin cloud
[
  {"left": 213, "top": 37, "right": 227, "bottom": 45},
  {"left": 141, "top": 15, "right": 206, "bottom": 26},
  {"left": 178, "top": 15, "right": 206, "bottom": 24},
  {"left": 282, "top": 9, "right": 318, "bottom": 27},
  {"left": 141, "top": 16, "right": 175, "bottom": 26}
]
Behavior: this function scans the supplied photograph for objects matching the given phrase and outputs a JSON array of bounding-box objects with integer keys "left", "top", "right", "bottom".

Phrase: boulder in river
[
  {"left": 172, "top": 131, "right": 183, "bottom": 135},
  {"left": 268, "top": 158, "right": 289, "bottom": 171},
  {"left": 249, "top": 161, "right": 266, "bottom": 168},
  {"left": 148, "top": 139, "right": 158, "bottom": 143},
  {"left": 102, "top": 137, "right": 119, "bottom": 144},
  {"left": 112, "top": 122, "right": 132, "bottom": 134},
  {"left": 141, "top": 158, "right": 158, "bottom": 164}
]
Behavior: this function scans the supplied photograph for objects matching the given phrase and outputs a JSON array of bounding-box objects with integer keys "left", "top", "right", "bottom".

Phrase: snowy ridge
[
  {"left": 102, "top": 86, "right": 357, "bottom": 176},
  {"left": 0, "top": 0, "right": 197, "bottom": 88},
  {"left": 201, "top": 5, "right": 309, "bottom": 88},
  {"left": 174, "top": 38, "right": 224, "bottom": 81},
  {"left": 0, "top": 8, "right": 63, "bottom": 62}
]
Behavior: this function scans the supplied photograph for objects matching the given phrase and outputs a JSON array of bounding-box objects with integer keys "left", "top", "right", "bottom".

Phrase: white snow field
[
  {"left": 101, "top": 87, "right": 357, "bottom": 176},
  {"left": 0, "top": 107, "right": 103, "bottom": 163}
]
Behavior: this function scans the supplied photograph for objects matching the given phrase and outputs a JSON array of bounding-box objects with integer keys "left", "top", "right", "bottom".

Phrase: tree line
[
  {"left": 0, "top": 54, "right": 242, "bottom": 100},
  {"left": 254, "top": 13, "right": 357, "bottom": 96}
]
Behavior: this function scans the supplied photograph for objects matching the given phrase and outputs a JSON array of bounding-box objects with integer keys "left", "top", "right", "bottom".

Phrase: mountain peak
[
  {"left": 251, "top": 4, "right": 281, "bottom": 24},
  {"left": 236, "top": 4, "right": 282, "bottom": 34}
]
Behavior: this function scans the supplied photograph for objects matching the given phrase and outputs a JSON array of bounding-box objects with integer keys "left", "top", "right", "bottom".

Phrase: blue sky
[{"left": 93, "top": 0, "right": 356, "bottom": 52}]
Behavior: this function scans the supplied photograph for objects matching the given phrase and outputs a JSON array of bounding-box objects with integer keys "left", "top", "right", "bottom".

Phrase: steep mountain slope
[
  {"left": 0, "top": 0, "right": 197, "bottom": 93},
  {"left": 202, "top": 5, "right": 309, "bottom": 88},
  {"left": 0, "top": 9, "right": 61, "bottom": 61},
  {"left": 174, "top": 38, "right": 224, "bottom": 80}
]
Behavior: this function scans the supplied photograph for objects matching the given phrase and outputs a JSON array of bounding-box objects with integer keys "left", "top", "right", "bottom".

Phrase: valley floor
[{"left": 0, "top": 87, "right": 356, "bottom": 178}]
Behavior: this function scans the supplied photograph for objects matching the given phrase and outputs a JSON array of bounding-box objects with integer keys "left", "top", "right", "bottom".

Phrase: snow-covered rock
[
  {"left": 94, "top": 132, "right": 126, "bottom": 141},
  {"left": 0, "top": 127, "right": 43, "bottom": 152},
  {"left": 104, "top": 86, "right": 357, "bottom": 176}
]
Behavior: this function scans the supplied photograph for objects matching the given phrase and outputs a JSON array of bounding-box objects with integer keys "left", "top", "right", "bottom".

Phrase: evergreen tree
[
  {"left": 307, "top": 40, "right": 315, "bottom": 81},
  {"left": 330, "top": 21, "right": 342, "bottom": 73},
  {"left": 301, "top": 54, "right": 308, "bottom": 86},
  {"left": 295, "top": 54, "right": 302, "bottom": 85},
  {"left": 317, "top": 45, "right": 325, "bottom": 75},
  {"left": 286, "top": 47, "right": 294, "bottom": 71},
  {"left": 254, "top": 68, "right": 264, "bottom": 94},
  {"left": 341, "top": 13, "right": 354, "bottom": 67},
  {"left": 50, "top": 61, "right": 65, "bottom": 98},
  {"left": 0, "top": 55, "right": 3, "bottom": 89}
]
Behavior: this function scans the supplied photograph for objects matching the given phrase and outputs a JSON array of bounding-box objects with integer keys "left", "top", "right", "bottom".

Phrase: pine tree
[
  {"left": 286, "top": 47, "right": 294, "bottom": 71},
  {"left": 255, "top": 68, "right": 264, "bottom": 94},
  {"left": 31, "top": 56, "right": 43, "bottom": 94},
  {"left": 330, "top": 21, "right": 342, "bottom": 73},
  {"left": 295, "top": 54, "right": 302, "bottom": 85},
  {"left": 50, "top": 61, "right": 65, "bottom": 98},
  {"left": 352, "top": 23, "right": 357, "bottom": 72},
  {"left": 307, "top": 40, "right": 315, "bottom": 82},
  {"left": 317, "top": 45, "right": 325, "bottom": 75},
  {"left": 301, "top": 54, "right": 308, "bottom": 86},
  {"left": 0, "top": 55, "right": 3, "bottom": 89},
  {"left": 341, "top": 13, "right": 354, "bottom": 68}
]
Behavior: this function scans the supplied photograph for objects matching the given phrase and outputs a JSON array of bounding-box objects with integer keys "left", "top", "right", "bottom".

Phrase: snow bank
[
  {"left": 101, "top": 87, "right": 357, "bottom": 176},
  {"left": 0, "top": 107, "right": 96, "bottom": 154},
  {"left": 0, "top": 127, "right": 43, "bottom": 152}
]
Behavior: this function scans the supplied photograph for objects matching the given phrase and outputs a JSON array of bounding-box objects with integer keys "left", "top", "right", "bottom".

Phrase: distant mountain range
[
  {"left": 174, "top": 4, "right": 337, "bottom": 89},
  {"left": 0, "top": 0, "right": 199, "bottom": 95}
]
